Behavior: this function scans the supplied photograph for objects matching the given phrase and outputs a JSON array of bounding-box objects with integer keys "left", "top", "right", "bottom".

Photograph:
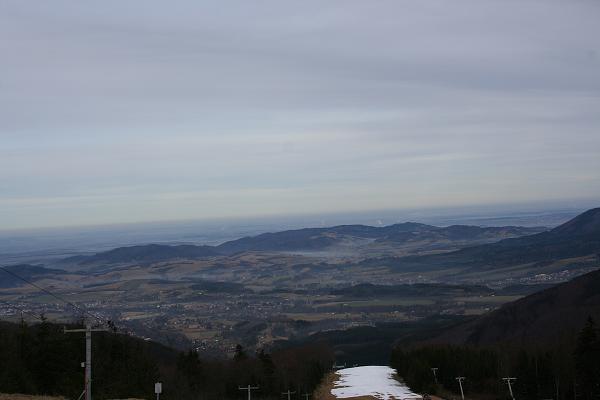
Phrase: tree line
[
  {"left": 390, "top": 317, "right": 600, "bottom": 400},
  {"left": 0, "top": 318, "right": 334, "bottom": 400}
]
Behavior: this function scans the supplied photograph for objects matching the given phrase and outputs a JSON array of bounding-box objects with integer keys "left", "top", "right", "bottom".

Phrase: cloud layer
[{"left": 1, "top": 0, "right": 599, "bottom": 229}]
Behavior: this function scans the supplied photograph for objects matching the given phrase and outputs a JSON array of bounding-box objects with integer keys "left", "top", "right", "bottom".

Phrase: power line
[{"left": 0, "top": 265, "right": 107, "bottom": 326}]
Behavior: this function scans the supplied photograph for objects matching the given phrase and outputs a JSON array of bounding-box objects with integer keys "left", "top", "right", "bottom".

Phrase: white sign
[{"left": 155, "top": 382, "right": 162, "bottom": 394}]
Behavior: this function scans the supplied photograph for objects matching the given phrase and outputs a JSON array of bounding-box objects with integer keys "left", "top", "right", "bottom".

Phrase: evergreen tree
[
  {"left": 234, "top": 344, "right": 248, "bottom": 361},
  {"left": 574, "top": 317, "right": 600, "bottom": 400}
]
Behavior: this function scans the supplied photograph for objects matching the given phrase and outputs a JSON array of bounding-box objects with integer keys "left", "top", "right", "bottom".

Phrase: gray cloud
[{"left": 1, "top": 0, "right": 599, "bottom": 229}]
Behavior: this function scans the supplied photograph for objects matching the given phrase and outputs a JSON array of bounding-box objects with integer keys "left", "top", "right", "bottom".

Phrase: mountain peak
[{"left": 551, "top": 207, "right": 600, "bottom": 236}]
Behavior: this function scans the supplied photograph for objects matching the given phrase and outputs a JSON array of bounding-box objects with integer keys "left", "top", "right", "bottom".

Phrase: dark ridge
[
  {"left": 364, "top": 206, "right": 600, "bottom": 272},
  {"left": 61, "top": 218, "right": 550, "bottom": 266},
  {"left": 430, "top": 268, "right": 600, "bottom": 345},
  {"left": 215, "top": 222, "right": 542, "bottom": 255},
  {"left": 65, "top": 243, "right": 219, "bottom": 265},
  {"left": 550, "top": 207, "right": 600, "bottom": 236}
]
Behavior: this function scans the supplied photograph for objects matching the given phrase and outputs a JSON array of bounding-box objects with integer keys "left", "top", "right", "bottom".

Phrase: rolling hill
[
  {"left": 0, "top": 264, "right": 67, "bottom": 288},
  {"left": 215, "top": 223, "right": 542, "bottom": 255},
  {"left": 64, "top": 244, "right": 220, "bottom": 265},
  {"left": 62, "top": 222, "right": 543, "bottom": 267}
]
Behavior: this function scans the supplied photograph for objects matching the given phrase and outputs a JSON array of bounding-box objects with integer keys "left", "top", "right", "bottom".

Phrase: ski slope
[{"left": 331, "top": 366, "right": 422, "bottom": 400}]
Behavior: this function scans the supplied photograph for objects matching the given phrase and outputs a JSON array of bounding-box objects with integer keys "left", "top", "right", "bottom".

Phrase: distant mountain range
[
  {"left": 361, "top": 207, "right": 600, "bottom": 273},
  {"left": 215, "top": 222, "right": 542, "bottom": 255},
  {"left": 429, "top": 266, "right": 600, "bottom": 346},
  {"left": 49, "top": 207, "right": 600, "bottom": 290},
  {"left": 61, "top": 222, "right": 544, "bottom": 265}
]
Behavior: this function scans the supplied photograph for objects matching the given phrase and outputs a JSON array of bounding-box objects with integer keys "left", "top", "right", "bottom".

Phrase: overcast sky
[{"left": 1, "top": 0, "right": 599, "bottom": 230}]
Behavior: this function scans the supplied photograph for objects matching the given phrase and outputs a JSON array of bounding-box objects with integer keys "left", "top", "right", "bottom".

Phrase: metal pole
[
  {"left": 239, "top": 385, "right": 259, "bottom": 400},
  {"left": 455, "top": 377, "right": 465, "bottom": 400},
  {"left": 65, "top": 323, "right": 108, "bottom": 400},
  {"left": 282, "top": 390, "right": 296, "bottom": 400},
  {"left": 86, "top": 324, "right": 92, "bottom": 400},
  {"left": 503, "top": 378, "right": 517, "bottom": 400}
]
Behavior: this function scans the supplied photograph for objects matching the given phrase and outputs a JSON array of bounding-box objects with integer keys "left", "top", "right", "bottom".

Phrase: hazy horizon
[
  {"left": 0, "top": 201, "right": 594, "bottom": 266},
  {"left": 2, "top": 1, "right": 600, "bottom": 230},
  {"left": 0, "top": 197, "right": 597, "bottom": 233}
]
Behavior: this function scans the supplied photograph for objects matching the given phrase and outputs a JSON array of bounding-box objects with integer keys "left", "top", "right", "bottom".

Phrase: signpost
[{"left": 155, "top": 381, "right": 162, "bottom": 400}]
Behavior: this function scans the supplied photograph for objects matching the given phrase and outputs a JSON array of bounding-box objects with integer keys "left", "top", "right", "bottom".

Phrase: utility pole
[
  {"left": 455, "top": 377, "right": 466, "bottom": 400},
  {"left": 64, "top": 323, "right": 108, "bottom": 400},
  {"left": 239, "top": 385, "right": 259, "bottom": 400},
  {"left": 431, "top": 368, "right": 439, "bottom": 384},
  {"left": 503, "top": 377, "right": 517, "bottom": 400},
  {"left": 282, "top": 390, "right": 296, "bottom": 400}
]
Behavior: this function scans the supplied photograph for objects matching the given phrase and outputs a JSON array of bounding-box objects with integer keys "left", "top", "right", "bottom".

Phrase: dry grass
[{"left": 313, "top": 372, "right": 338, "bottom": 400}]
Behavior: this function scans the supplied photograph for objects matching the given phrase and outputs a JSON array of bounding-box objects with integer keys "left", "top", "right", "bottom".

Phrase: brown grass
[
  {"left": 313, "top": 372, "right": 338, "bottom": 400},
  {"left": 313, "top": 372, "right": 415, "bottom": 400}
]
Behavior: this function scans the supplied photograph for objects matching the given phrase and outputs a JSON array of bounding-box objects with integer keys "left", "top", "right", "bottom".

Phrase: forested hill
[
  {"left": 0, "top": 320, "right": 332, "bottom": 400},
  {"left": 65, "top": 244, "right": 220, "bottom": 265},
  {"left": 0, "top": 264, "right": 67, "bottom": 288},
  {"left": 61, "top": 222, "right": 543, "bottom": 265},
  {"left": 430, "top": 268, "right": 600, "bottom": 345},
  {"left": 214, "top": 223, "right": 542, "bottom": 255},
  {"left": 363, "top": 207, "right": 600, "bottom": 273},
  {"left": 390, "top": 267, "right": 600, "bottom": 400}
]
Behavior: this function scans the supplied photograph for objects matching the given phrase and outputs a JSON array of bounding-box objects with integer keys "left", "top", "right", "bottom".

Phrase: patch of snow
[{"left": 331, "top": 366, "right": 421, "bottom": 400}]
